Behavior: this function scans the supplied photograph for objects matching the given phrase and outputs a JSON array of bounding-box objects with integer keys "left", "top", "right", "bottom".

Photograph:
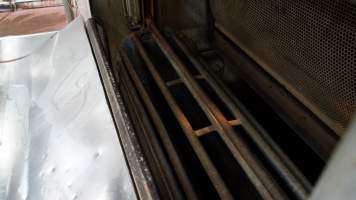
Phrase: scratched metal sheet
[{"left": 0, "top": 18, "right": 137, "bottom": 200}]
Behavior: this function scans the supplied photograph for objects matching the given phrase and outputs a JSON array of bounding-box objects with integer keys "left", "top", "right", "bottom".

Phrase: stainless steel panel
[
  {"left": 0, "top": 18, "right": 137, "bottom": 200},
  {"left": 310, "top": 117, "right": 356, "bottom": 200}
]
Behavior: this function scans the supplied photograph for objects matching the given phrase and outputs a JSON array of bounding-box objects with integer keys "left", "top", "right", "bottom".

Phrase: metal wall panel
[{"left": 211, "top": 0, "right": 356, "bottom": 134}]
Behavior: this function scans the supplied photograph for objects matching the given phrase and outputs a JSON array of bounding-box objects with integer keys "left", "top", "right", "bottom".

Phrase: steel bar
[
  {"left": 171, "top": 34, "right": 311, "bottom": 199},
  {"left": 16, "top": 1, "right": 63, "bottom": 9},
  {"left": 148, "top": 20, "right": 287, "bottom": 200},
  {"left": 131, "top": 33, "right": 234, "bottom": 200},
  {"left": 0, "top": 0, "right": 63, "bottom": 12},
  {"left": 195, "top": 126, "right": 216, "bottom": 137},
  {"left": 166, "top": 74, "right": 204, "bottom": 87},
  {"left": 122, "top": 0, "right": 141, "bottom": 26},
  {"left": 63, "top": 0, "right": 74, "bottom": 22},
  {"left": 120, "top": 48, "right": 199, "bottom": 200}
]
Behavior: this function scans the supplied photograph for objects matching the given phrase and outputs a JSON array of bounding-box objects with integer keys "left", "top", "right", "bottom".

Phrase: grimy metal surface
[
  {"left": 0, "top": 18, "right": 137, "bottom": 200},
  {"left": 211, "top": 0, "right": 356, "bottom": 134}
]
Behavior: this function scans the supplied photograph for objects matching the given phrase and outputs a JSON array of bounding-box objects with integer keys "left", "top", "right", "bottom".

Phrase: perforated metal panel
[{"left": 211, "top": 0, "right": 356, "bottom": 134}]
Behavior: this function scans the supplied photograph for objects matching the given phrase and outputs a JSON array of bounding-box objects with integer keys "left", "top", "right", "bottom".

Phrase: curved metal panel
[{"left": 0, "top": 18, "right": 137, "bottom": 200}]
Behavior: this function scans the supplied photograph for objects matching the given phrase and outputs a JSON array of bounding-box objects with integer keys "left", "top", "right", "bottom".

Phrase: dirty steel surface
[{"left": 211, "top": 0, "right": 356, "bottom": 134}]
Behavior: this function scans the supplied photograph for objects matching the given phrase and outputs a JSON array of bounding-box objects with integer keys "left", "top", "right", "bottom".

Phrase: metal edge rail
[{"left": 85, "top": 18, "right": 159, "bottom": 200}]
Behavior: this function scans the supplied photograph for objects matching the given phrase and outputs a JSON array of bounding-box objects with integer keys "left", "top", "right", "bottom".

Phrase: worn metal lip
[
  {"left": 0, "top": 31, "right": 57, "bottom": 62},
  {"left": 0, "top": 31, "right": 57, "bottom": 40}
]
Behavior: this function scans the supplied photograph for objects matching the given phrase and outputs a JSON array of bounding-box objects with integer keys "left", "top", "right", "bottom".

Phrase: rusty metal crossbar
[{"left": 195, "top": 119, "right": 242, "bottom": 137}]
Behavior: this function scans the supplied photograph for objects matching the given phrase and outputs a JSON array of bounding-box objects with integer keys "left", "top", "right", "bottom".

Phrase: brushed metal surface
[
  {"left": 310, "top": 118, "right": 356, "bottom": 200},
  {"left": 0, "top": 18, "right": 137, "bottom": 200}
]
